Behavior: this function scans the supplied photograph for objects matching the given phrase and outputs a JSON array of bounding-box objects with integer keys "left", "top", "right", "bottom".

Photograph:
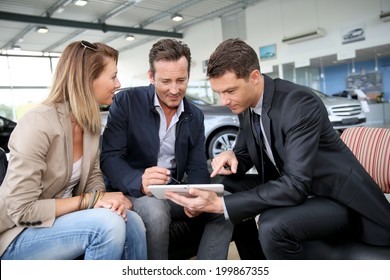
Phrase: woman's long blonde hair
[{"left": 43, "top": 41, "right": 118, "bottom": 135}]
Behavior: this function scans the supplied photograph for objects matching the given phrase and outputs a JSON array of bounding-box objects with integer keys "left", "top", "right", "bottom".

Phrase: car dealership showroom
[{"left": 0, "top": 0, "right": 390, "bottom": 273}]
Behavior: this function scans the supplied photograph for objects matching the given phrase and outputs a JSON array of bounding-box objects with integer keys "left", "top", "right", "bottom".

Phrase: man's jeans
[
  {"left": 1, "top": 208, "right": 147, "bottom": 260},
  {"left": 131, "top": 195, "right": 233, "bottom": 260}
]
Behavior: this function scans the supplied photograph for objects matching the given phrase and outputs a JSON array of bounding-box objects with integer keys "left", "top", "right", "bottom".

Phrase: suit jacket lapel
[
  {"left": 58, "top": 103, "right": 72, "bottom": 180},
  {"left": 57, "top": 102, "right": 96, "bottom": 192},
  {"left": 261, "top": 75, "right": 274, "bottom": 146},
  {"left": 261, "top": 75, "right": 283, "bottom": 174},
  {"left": 79, "top": 129, "right": 95, "bottom": 189}
]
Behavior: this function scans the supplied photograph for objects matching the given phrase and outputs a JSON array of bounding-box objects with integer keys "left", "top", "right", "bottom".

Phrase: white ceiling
[
  {"left": 0, "top": 0, "right": 262, "bottom": 54},
  {"left": 0, "top": 0, "right": 389, "bottom": 68}
]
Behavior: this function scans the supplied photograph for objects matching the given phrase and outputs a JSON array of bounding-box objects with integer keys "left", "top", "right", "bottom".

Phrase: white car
[
  {"left": 343, "top": 28, "right": 364, "bottom": 40},
  {"left": 312, "top": 89, "right": 366, "bottom": 131}
]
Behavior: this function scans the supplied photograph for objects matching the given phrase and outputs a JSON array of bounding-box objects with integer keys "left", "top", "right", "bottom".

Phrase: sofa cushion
[{"left": 340, "top": 127, "right": 390, "bottom": 194}]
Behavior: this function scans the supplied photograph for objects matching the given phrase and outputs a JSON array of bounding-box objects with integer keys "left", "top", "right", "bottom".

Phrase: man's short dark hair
[
  {"left": 206, "top": 38, "right": 260, "bottom": 81},
  {"left": 149, "top": 39, "right": 191, "bottom": 77}
]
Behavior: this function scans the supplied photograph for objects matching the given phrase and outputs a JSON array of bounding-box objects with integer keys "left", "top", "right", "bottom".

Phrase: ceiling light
[
  {"left": 36, "top": 26, "right": 49, "bottom": 33},
  {"left": 125, "top": 34, "right": 135, "bottom": 41},
  {"left": 171, "top": 13, "right": 183, "bottom": 22},
  {"left": 74, "top": 0, "right": 88, "bottom": 7},
  {"left": 12, "top": 45, "right": 21, "bottom": 50}
]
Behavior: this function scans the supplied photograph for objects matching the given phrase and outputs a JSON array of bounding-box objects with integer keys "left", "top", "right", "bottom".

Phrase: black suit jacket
[{"left": 224, "top": 75, "right": 390, "bottom": 245}]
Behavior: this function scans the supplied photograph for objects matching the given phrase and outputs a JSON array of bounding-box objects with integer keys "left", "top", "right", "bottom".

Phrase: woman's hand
[{"left": 94, "top": 192, "right": 132, "bottom": 221}]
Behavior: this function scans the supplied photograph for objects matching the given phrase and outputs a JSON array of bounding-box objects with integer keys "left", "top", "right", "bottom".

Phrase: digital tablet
[{"left": 148, "top": 184, "right": 224, "bottom": 199}]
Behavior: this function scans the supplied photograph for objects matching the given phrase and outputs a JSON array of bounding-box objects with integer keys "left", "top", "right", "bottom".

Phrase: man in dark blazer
[
  {"left": 166, "top": 38, "right": 390, "bottom": 259},
  {"left": 100, "top": 39, "right": 233, "bottom": 260}
]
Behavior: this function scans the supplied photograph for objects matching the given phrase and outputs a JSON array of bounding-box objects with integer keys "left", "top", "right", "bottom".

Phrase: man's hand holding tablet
[
  {"left": 148, "top": 184, "right": 224, "bottom": 199},
  {"left": 165, "top": 185, "right": 225, "bottom": 214}
]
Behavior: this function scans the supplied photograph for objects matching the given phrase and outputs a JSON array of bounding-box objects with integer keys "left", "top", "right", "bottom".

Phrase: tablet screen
[{"left": 148, "top": 184, "right": 224, "bottom": 199}]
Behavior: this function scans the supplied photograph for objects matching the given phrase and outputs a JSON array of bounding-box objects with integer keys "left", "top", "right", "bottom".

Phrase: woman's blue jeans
[{"left": 1, "top": 208, "right": 147, "bottom": 260}]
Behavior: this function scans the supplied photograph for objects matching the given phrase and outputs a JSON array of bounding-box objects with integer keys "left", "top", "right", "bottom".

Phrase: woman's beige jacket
[{"left": 0, "top": 102, "right": 105, "bottom": 256}]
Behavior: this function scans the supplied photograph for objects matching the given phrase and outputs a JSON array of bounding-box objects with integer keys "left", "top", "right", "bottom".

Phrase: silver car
[
  {"left": 185, "top": 95, "right": 239, "bottom": 159},
  {"left": 312, "top": 89, "right": 366, "bottom": 131}
]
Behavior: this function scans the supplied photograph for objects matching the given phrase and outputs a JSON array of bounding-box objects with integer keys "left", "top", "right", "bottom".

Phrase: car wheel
[{"left": 207, "top": 128, "right": 238, "bottom": 159}]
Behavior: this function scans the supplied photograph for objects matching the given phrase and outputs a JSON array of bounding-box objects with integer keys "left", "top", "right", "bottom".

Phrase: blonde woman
[{"left": 0, "top": 41, "right": 146, "bottom": 260}]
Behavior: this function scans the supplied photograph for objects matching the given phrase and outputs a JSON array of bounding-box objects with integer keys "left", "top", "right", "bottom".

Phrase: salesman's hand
[
  {"left": 184, "top": 207, "right": 201, "bottom": 218},
  {"left": 210, "top": 150, "right": 238, "bottom": 177},
  {"left": 165, "top": 188, "right": 224, "bottom": 214}
]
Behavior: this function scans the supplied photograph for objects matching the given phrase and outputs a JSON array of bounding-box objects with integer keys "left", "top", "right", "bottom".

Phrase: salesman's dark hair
[{"left": 207, "top": 38, "right": 260, "bottom": 81}]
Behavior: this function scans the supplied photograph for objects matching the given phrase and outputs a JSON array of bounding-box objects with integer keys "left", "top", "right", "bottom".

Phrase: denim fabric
[
  {"left": 1, "top": 208, "right": 147, "bottom": 260},
  {"left": 195, "top": 210, "right": 234, "bottom": 260},
  {"left": 131, "top": 196, "right": 171, "bottom": 259},
  {"left": 131, "top": 195, "right": 233, "bottom": 260}
]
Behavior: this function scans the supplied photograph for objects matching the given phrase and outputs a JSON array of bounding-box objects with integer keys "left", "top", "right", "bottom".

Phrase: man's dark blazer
[
  {"left": 100, "top": 84, "right": 210, "bottom": 198},
  {"left": 224, "top": 75, "right": 390, "bottom": 246}
]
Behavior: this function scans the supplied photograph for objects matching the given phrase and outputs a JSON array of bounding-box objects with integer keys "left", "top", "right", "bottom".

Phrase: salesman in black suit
[{"left": 166, "top": 38, "right": 390, "bottom": 259}]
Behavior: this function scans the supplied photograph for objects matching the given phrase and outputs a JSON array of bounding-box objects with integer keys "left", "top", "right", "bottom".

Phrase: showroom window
[
  {"left": 0, "top": 55, "right": 58, "bottom": 121},
  {"left": 282, "top": 63, "right": 321, "bottom": 90}
]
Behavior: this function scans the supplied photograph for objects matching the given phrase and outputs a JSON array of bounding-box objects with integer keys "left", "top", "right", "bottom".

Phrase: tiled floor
[{"left": 228, "top": 242, "right": 240, "bottom": 260}]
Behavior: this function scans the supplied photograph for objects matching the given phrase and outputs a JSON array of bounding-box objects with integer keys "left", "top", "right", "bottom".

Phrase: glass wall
[
  {"left": 1, "top": 52, "right": 389, "bottom": 124},
  {"left": 195, "top": 56, "right": 389, "bottom": 104},
  {"left": 0, "top": 55, "right": 59, "bottom": 121},
  {"left": 282, "top": 63, "right": 321, "bottom": 91}
]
